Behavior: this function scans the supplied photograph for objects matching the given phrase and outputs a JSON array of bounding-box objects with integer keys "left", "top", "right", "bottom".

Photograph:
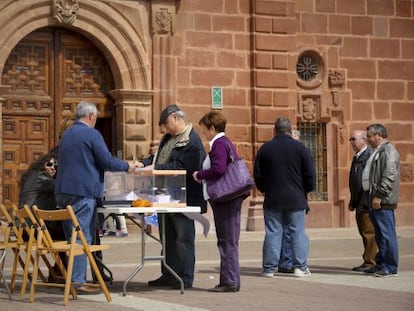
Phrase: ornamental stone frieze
[{"left": 52, "top": 0, "right": 79, "bottom": 25}]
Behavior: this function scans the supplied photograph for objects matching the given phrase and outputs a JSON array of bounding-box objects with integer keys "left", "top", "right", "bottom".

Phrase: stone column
[
  {"left": 151, "top": 0, "right": 178, "bottom": 141},
  {"left": 109, "top": 89, "right": 153, "bottom": 160}
]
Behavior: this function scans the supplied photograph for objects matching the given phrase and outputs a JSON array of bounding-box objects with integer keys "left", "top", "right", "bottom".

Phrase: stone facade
[{"left": 0, "top": 0, "right": 413, "bottom": 229}]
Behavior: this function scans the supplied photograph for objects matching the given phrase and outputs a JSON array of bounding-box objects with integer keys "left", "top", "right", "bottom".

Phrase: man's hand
[
  {"left": 372, "top": 197, "right": 382, "bottom": 210},
  {"left": 127, "top": 161, "right": 139, "bottom": 172}
]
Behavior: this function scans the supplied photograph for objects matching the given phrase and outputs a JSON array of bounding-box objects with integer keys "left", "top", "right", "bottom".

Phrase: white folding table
[{"left": 97, "top": 205, "right": 200, "bottom": 295}]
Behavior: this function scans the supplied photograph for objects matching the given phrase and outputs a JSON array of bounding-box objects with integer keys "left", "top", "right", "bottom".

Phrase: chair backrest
[
  {"left": 12, "top": 205, "right": 38, "bottom": 246},
  {"left": 0, "top": 204, "right": 19, "bottom": 239},
  {"left": 0, "top": 204, "right": 13, "bottom": 247},
  {"left": 32, "top": 205, "right": 84, "bottom": 248}
]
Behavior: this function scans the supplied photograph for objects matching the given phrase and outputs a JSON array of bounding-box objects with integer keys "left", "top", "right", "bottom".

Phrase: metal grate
[{"left": 297, "top": 122, "right": 328, "bottom": 201}]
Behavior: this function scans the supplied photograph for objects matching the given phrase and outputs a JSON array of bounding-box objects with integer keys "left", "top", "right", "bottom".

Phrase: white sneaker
[
  {"left": 294, "top": 268, "right": 311, "bottom": 277},
  {"left": 261, "top": 272, "right": 274, "bottom": 278}
]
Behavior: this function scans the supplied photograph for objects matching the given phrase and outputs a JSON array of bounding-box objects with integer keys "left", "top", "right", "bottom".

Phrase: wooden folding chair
[
  {"left": 0, "top": 204, "right": 40, "bottom": 296},
  {"left": 0, "top": 204, "right": 16, "bottom": 301},
  {"left": 30, "top": 205, "right": 112, "bottom": 305},
  {"left": 11, "top": 205, "right": 53, "bottom": 297}
]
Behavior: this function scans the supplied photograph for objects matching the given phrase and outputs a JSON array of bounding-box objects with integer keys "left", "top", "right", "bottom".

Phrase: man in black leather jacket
[{"left": 362, "top": 123, "right": 400, "bottom": 277}]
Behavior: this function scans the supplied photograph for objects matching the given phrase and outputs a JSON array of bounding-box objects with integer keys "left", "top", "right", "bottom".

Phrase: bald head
[{"left": 349, "top": 130, "right": 367, "bottom": 153}]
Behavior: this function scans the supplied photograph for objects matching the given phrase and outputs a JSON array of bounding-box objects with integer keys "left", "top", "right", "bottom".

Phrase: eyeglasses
[
  {"left": 349, "top": 137, "right": 357, "bottom": 141},
  {"left": 46, "top": 162, "right": 57, "bottom": 169}
]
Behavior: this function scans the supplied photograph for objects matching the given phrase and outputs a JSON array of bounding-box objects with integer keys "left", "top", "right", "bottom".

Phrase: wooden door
[{"left": 1, "top": 27, "right": 114, "bottom": 206}]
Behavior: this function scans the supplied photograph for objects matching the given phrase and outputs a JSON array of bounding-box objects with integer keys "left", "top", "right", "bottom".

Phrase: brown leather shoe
[{"left": 76, "top": 285, "right": 101, "bottom": 295}]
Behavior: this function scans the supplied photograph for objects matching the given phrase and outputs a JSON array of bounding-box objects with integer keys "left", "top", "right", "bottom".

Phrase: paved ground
[{"left": 1, "top": 225, "right": 413, "bottom": 311}]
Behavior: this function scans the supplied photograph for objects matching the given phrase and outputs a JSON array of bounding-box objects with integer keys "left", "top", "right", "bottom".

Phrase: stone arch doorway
[{"left": 1, "top": 27, "right": 115, "bottom": 206}]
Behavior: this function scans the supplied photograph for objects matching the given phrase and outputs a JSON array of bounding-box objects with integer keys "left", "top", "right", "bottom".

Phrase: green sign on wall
[{"left": 211, "top": 87, "right": 223, "bottom": 109}]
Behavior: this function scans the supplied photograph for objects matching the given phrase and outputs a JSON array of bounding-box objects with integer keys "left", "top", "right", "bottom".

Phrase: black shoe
[
  {"left": 208, "top": 284, "right": 240, "bottom": 293},
  {"left": 278, "top": 267, "right": 295, "bottom": 273},
  {"left": 374, "top": 270, "right": 398, "bottom": 277},
  {"left": 148, "top": 276, "right": 172, "bottom": 287},
  {"left": 352, "top": 264, "right": 375, "bottom": 272},
  {"left": 363, "top": 267, "right": 376, "bottom": 274}
]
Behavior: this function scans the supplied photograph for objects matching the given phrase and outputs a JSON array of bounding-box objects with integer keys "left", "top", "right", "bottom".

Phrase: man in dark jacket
[
  {"left": 254, "top": 117, "right": 315, "bottom": 278},
  {"left": 362, "top": 123, "right": 400, "bottom": 277},
  {"left": 138, "top": 104, "right": 207, "bottom": 289},
  {"left": 348, "top": 130, "right": 377, "bottom": 272}
]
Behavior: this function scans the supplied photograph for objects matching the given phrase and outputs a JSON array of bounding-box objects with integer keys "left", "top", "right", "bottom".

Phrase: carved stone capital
[
  {"left": 328, "top": 69, "right": 345, "bottom": 89},
  {"left": 52, "top": 0, "right": 79, "bottom": 25},
  {"left": 109, "top": 89, "right": 153, "bottom": 104}
]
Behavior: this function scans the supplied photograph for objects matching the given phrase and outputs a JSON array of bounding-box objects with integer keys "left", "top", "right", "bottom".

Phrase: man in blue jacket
[
  {"left": 55, "top": 100, "right": 136, "bottom": 293},
  {"left": 254, "top": 117, "right": 315, "bottom": 278}
]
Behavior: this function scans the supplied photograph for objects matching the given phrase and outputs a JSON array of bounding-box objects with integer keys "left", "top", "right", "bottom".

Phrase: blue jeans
[
  {"left": 60, "top": 197, "right": 97, "bottom": 284},
  {"left": 262, "top": 209, "right": 309, "bottom": 273},
  {"left": 369, "top": 208, "right": 398, "bottom": 274},
  {"left": 279, "top": 225, "right": 293, "bottom": 269}
]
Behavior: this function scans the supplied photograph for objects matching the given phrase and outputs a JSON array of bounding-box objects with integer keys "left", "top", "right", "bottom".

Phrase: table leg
[
  {"left": 121, "top": 213, "right": 184, "bottom": 295},
  {"left": 158, "top": 213, "right": 184, "bottom": 294},
  {"left": 122, "top": 214, "right": 145, "bottom": 296}
]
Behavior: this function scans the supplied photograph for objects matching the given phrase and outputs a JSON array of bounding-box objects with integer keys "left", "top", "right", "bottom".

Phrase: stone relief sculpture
[
  {"left": 53, "top": 0, "right": 79, "bottom": 25},
  {"left": 328, "top": 69, "right": 345, "bottom": 106},
  {"left": 302, "top": 96, "right": 318, "bottom": 122},
  {"left": 154, "top": 8, "right": 173, "bottom": 35},
  {"left": 328, "top": 69, "right": 345, "bottom": 88}
]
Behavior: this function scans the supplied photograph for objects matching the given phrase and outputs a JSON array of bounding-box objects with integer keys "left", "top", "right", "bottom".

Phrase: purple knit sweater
[{"left": 196, "top": 136, "right": 239, "bottom": 181}]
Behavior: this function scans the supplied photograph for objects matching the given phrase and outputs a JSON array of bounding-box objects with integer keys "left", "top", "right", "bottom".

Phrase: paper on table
[
  {"left": 125, "top": 191, "right": 138, "bottom": 200},
  {"left": 183, "top": 212, "right": 210, "bottom": 237}
]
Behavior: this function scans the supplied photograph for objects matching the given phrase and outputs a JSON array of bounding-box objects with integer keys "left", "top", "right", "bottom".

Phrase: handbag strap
[{"left": 224, "top": 141, "right": 235, "bottom": 163}]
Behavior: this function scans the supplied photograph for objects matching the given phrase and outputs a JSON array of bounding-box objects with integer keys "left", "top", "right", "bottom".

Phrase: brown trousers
[{"left": 356, "top": 212, "right": 378, "bottom": 265}]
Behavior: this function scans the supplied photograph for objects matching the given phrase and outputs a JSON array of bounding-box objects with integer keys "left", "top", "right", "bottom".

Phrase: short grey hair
[
  {"left": 292, "top": 129, "right": 301, "bottom": 139},
  {"left": 275, "top": 117, "right": 292, "bottom": 134},
  {"left": 75, "top": 100, "right": 98, "bottom": 120},
  {"left": 172, "top": 110, "right": 185, "bottom": 120},
  {"left": 367, "top": 123, "right": 388, "bottom": 138}
]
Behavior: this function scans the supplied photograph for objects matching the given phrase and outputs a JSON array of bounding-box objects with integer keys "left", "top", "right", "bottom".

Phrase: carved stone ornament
[
  {"left": 153, "top": 8, "right": 173, "bottom": 35},
  {"left": 52, "top": 0, "right": 79, "bottom": 25},
  {"left": 296, "top": 50, "right": 325, "bottom": 89},
  {"left": 328, "top": 69, "right": 345, "bottom": 89},
  {"left": 301, "top": 96, "right": 319, "bottom": 122}
]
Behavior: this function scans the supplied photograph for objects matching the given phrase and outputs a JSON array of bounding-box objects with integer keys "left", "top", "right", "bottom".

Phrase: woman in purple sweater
[{"left": 193, "top": 111, "right": 249, "bottom": 293}]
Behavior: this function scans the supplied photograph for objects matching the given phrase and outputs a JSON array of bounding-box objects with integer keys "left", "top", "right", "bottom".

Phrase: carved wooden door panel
[{"left": 1, "top": 28, "right": 114, "bottom": 206}]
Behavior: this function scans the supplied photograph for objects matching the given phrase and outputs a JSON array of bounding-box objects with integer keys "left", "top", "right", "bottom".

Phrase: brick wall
[
  {"left": 174, "top": 0, "right": 414, "bottom": 228},
  {"left": 175, "top": 0, "right": 252, "bottom": 161}
]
